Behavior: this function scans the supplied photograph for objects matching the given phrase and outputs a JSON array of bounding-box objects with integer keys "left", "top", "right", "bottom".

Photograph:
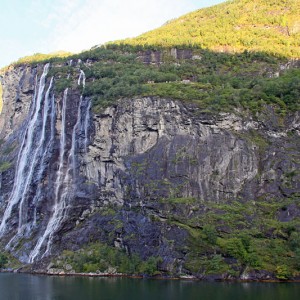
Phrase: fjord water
[{"left": 0, "top": 274, "right": 299, "bottom": 300}]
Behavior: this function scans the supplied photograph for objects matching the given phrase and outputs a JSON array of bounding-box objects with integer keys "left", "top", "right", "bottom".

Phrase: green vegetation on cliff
[
  {"left": 161, "top": 196, "right": 300, "bottom": 278},
  {"left": 51, "top": 195, "right": 300, "bottom": 279},
  {"left": 53, "top": 243, "right": 162, "bottom": 276},
  {"left": 67, "top": 45, "right": 299, "bottom": 114},
  {"left": 119, "top": 0, "right": 300, "bottom": 58}
]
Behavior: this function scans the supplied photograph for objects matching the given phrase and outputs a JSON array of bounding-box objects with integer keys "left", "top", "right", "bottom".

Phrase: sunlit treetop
[{"left": 117, "top": 0, "right": 300, "bottom": 58}]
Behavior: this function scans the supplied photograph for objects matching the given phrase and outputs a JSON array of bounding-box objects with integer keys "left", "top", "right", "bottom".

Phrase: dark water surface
[{"left": 0, "top": 273, "right": 299, "bottom": 300}]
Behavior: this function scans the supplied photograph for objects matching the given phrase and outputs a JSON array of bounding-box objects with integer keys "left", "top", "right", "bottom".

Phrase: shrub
[
  {"left": 276, "top": 265, "right": 291, "bottom": 280},
  {"left": 202, "top": 225, "right": 218, "bottom": 245},
  {"left": 139, "top": 256, "right": 162, "bottom": 276},
  {"left": 0, "top": 253, "right": 8, "bottom": 268},
  {"left": 59, "top": 243, "right": 162, "bottom": 276}
]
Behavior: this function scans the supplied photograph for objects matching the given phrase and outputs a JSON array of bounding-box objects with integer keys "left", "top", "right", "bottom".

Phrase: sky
[{"left": 0, "top": 0, "right": 224, "bottom": 68}]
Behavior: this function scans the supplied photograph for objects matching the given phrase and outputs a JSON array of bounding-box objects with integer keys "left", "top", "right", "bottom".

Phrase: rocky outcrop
[
  {"left": 86, "top": 98, "right": 259, "bottom": 205},
  {"left": 0, "top": 63, "right": 299, "bottom": 278}
]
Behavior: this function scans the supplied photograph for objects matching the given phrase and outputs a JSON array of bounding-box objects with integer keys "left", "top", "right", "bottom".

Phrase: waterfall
[
  {"left": 0, "top": 64, "right": 50, "bottom": 236},
  {"left": 77, "top": 69, "right": 90, "bottom": 153},
  {"left": 29, "top": 86, "right": 91, "bottom": 262},
  {"left": 78, "top": 70, "right": 86, "bottom": 87},
  {"left": 0, "top": 64, "right": 93, "bottom": 262},
  {"left": 55, "top": 88, "right": 68, "bottom": 202},
  {"left": 31, "top": 92, "right": 57, "bottom": 227},
  {"left": 18, "top": 77, "right": 54, "bottom": 233},
  {"left": 84, "top": 99, "right": 91, "bottom": 152},
  {"left": 29, "top": 88, "right": 69, "bottom": 262},
  {"left": 70, "top": 96, "right": 83, "bottom": 177}
]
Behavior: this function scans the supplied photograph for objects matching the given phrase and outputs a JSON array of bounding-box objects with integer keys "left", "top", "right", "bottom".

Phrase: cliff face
[{"left": 0, "top": 61, "right": 300, "bottom": 277}]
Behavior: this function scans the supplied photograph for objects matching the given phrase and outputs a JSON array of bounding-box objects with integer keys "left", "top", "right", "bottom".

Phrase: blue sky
[{"left": 0, "top": 0, "right": 224, "bottom": 68}]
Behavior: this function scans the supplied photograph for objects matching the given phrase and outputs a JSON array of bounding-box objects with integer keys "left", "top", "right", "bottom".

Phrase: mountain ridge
[
  {"left": 117, "top": 0, "right": 300, "bottom": 58},
  {"left": 2, "top": 0, "right": 300, "bottom": 70}
]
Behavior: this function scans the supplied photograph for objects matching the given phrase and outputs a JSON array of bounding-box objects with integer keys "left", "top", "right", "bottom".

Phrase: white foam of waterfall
[
  {"left": 78, "top": 70, "right": 86, "bottom": 87},
  {"left": 84, "top": 99, "right": 91, "bottom": 152},
  {"left": 0, "top": 64, "right": 50, "bottom": 236},
  {"left": 50, "top": 95, "right": 56, "bottom": 141}
]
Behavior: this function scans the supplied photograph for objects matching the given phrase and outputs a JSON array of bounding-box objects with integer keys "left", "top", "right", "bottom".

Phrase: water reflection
[{"left": 0, "top": 274, "right": 299, "bottom": 300}]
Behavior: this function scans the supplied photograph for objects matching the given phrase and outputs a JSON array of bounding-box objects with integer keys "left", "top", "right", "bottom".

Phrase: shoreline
[{"left": 1, "top": 269, "right": 300, "bottom": 283}]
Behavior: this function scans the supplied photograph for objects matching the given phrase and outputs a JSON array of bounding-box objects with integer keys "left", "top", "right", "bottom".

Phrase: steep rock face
[
  {"left": 0, "top": 63, "right": 300, "bottom": 275},
  {"left": 86, "top": 98, "right": 259, "bottom": 206},
  {"left": 0, "top": 65, "right": 36, "bottom": 138},
  {"left": 0, "top": 66, "right": 38, "bottom": 210}
]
